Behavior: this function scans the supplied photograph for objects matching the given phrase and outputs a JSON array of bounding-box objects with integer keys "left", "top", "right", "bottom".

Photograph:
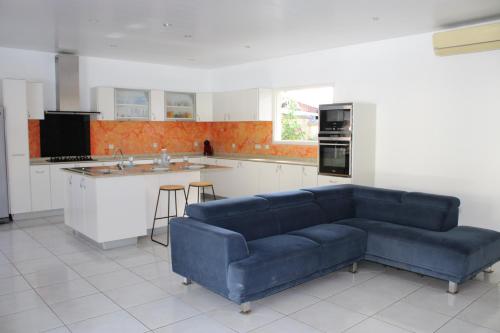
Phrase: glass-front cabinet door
[
  {"left": 115, "top": 88, "right": 150, "bottom": 120},
  {"left": 165, "top": 91, "right": 196, "bottom": 121}
]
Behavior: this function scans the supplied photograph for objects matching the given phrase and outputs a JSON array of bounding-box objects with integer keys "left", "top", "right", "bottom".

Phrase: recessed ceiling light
[
  {"left": 184, "top": 34, "right": 192, "bottom": 38},
  {"left": 108, "top": 43, "right": 118, "bottom": 48},
  {"left": 372, "top": 16, "right": 380, "bottom": 21},
  {"left": 187, "top": 58, "right": 196, "bottom": 62},
  {"left": 88, "top": 18, "right": 100, "bottom": 24},
  {"left": 162, "top": 22, "right": 172, "bottom": 28},
  {"left": 244, "top": 45, "right": 251, "bottom": 49},
  {"left": 106, "top": 32, "right": 124, "bottom": 39},
  {"left": 127, "top": 23, "right": 144, "bottom": 30}
]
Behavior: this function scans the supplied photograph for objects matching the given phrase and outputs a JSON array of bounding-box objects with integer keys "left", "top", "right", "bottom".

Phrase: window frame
[{"left": 272, "top": 84, "right": 334, "bottom": 145}]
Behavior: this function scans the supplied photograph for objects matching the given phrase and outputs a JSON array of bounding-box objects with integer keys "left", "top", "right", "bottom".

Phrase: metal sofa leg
[
  {"left": 448, "top": 281, "right": 459, "bottom": 294},
  {"left": 349, "top": 262, "right": 358, "bottom": 274},
  {"left": 484, "top": 266, "right": 494, "bottom": 273},
  {"left": 240, "top": 302, "right": 251, "bottom": 314},
  {"left": 182, "top": 277, "right": 192, "bottom": 285}
]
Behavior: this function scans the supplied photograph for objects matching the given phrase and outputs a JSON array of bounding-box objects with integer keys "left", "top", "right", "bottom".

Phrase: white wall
[
  {"left": 0, "top": 47, "right": 211, "bottom": 110},
  {"left": 211, "top": 33, "right": 500, "bottom": 231},
  {"left": 2, "top": 33, "right": 500, "bottom": 231}
]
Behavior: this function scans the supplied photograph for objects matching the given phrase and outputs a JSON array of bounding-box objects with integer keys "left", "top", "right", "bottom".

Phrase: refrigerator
[{"left": 0, "top": 107, "right": 10, "bottom": 222}]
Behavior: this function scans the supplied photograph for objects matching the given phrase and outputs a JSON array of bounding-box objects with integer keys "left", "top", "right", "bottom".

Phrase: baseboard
[{"left": 12, "top": 209, "right": 63, "bottom": 221}]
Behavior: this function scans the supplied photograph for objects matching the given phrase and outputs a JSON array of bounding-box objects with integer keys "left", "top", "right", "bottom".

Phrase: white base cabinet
[
  {"left": 64, "top": 170, "right": 202, "bottom": 247},
  {"left": 30, "top": 165, "right": 51, "bottom": 212},
  {"left": 203, "top": 158, "right": 319, "bottom": 197}
]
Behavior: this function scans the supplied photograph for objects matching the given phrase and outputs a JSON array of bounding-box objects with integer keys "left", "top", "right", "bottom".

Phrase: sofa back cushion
[
  {"left": 353, "top": 186, "right": 460, "bottom": 231},
  {"left": 257, "top": 191, "right": 328, "bottom": 233},
  {"left": 399, "top": 192, "right": 460, "bottom": 231},
  {"left": 301, "top": 185, "right": 355, "bottom": 222},
  {"left": 186, "top": 197, "right": 279, "bottom": 241}
]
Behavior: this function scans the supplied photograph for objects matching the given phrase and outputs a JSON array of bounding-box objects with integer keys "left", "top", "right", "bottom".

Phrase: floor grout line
[{"left": 3, "top": 219, "right": 500, "bottom": 333}]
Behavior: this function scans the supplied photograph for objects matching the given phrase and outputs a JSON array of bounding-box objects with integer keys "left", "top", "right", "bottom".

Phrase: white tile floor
[{"left": 1, "top": 217, "right": 500, "bottom": 332}]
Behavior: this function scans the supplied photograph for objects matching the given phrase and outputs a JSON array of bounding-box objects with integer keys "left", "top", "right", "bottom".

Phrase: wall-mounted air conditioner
[{"left": 433, "top": 22, "right": 500, "bottom": 56}]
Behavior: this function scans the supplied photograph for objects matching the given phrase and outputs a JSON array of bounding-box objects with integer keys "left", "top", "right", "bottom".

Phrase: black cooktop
[{"left": 47, "top": 156, "right": 94, "bottom": 163}]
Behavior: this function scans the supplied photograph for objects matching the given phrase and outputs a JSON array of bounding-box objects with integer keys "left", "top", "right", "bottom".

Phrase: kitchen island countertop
[{"left": 62, "top": 162, "right": 227, "bottom": 178}]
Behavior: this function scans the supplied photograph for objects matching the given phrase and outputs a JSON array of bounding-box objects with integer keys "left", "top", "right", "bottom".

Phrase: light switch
[
  {"left": 264, "top": 144, "right": 270, "bottom": 150},
  {"left": 194, "top": 141, "right": 199, "bottom": 147},
  {"left": 231, "top": 143, "right": 236, "bottom": 149},
  {"left": 152, "top": 143, "right": 158, "bottom": 149},
  {"left": 108, "top": 144, "right": 114, "bottom": 150},
  {"left": 255, "top": 144, "right": 262, "bottom": 150}
]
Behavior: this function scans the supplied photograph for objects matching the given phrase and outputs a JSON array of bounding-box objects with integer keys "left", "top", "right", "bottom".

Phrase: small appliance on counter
[{"left": 203, "top": 140, "right": 214, "bottom": 156}]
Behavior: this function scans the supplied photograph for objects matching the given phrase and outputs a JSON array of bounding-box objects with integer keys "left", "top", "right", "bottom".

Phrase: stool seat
[
  {"left": 160, "top": 185, "right": 185, "bottom": 191},
  {"left": 189, "top": 181, "right": 213, "bottom": 187}
]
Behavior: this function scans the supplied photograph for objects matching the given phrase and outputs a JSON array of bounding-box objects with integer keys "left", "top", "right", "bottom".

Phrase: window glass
[{"left": 274, "top": 86, "right": 333, "bottom": 143}]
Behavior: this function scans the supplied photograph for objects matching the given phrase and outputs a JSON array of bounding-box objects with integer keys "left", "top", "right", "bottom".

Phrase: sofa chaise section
[{"left": 304, "top": 184, "right": 500, "bottom": 293}]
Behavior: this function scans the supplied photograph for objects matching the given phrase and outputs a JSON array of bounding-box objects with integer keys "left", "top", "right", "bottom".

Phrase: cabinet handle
[
  {"left": 12, "top": 153, "right": 26, "bottom": 157},
  {"left": 35, "top": 170, "right": 45, "bottom": 174},
  {"left": 68, "top": 176, "right": 72, "bottom": 185}
]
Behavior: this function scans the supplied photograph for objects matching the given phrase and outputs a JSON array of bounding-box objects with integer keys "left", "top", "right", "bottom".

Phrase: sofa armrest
[{"left": 170, "top": 217, "right": 249, "bottom": 295}]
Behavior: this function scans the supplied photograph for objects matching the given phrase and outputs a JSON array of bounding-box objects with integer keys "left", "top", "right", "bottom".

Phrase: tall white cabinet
[{"left": 2, "top": 79, "right": 32, "bottom": 214}]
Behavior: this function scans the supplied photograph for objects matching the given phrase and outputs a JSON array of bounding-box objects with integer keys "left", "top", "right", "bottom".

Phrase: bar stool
[
  {"left": 151, "top": 185, "right": 187, "bottom": 247},
  {"left": 184, "top": 182, "right": 216, "bottom": 215}
]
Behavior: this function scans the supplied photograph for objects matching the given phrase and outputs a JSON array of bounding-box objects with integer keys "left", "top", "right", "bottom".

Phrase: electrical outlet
[
  {"left": 231, "top": 143, "right": 236, "bottom": 149},
  {"left": 194, "top": 141, "right": 199, "bottom": 147},
  {"left": 255, "top": 144, "right": 262, "bottom": 150},
  {"left": 152, "top": 143, "right": 158, "bottom": 149},
  {"left": 108, "top": 144, "right": 114, "bottom": 150},
  {"left": 264, "top": 144, "right": 270, "bottom": 150}
]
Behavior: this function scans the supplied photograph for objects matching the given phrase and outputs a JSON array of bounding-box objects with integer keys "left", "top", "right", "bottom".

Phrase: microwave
[{"left": 319, "top": 103, "right": 352, "bottom": 133}]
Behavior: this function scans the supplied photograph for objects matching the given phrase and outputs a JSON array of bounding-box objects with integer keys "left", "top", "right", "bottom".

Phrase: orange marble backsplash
[
  {"left": 28, "top": 120, "right": 318, "bottom": 159},
  {"left": 28, "top": 120, "right": 41, "bottom": 158}
]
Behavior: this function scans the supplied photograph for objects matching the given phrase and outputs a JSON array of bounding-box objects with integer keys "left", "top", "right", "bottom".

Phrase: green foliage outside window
[{"left": 281, "top": 99, "right": 307, "bottom": 141}]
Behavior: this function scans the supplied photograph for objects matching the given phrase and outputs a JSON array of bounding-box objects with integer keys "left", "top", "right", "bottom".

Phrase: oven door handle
[{"left": 319, "top": 143, "right": 350, "bottom": 147}]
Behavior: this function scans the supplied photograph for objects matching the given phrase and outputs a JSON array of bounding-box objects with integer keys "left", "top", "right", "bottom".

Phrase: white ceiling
[{"left": 0, "top": 0, "right": 499, "bottom": 68}]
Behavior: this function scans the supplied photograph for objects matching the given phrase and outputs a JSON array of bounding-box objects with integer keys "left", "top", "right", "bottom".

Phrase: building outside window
[{"left": 273, "top": 86, "right": 334, "bottom": 144}]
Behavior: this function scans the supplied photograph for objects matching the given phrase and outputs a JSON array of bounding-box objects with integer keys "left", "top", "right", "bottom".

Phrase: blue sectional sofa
[{"left": 170, "top": 185, "right": 500, "bottom": 313}]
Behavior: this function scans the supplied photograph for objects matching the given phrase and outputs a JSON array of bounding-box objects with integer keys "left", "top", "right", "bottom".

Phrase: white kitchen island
[{"left": 63, "top": 162, "right": 227, "bottom": 249}]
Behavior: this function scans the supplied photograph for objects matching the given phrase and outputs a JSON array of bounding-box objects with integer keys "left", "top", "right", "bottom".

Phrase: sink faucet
[{"left": 112, "top": 148, "right": 125, "bottom": 170}]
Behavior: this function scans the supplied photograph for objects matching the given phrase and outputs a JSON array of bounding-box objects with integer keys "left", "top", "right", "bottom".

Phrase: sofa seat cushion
[
  {"left": 227, "top": 234, "right": 321, "bottom": 300},
  {"left": 289, "top": 224, "right": 366, "bottom": 269},
  {"left": 337, "top": 218, "right": 500, "bottom": 282}
]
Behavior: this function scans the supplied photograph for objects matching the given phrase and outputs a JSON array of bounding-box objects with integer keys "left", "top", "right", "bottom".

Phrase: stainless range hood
[{"left": 45, "top": 54, "right": 100, "bottom": 115}]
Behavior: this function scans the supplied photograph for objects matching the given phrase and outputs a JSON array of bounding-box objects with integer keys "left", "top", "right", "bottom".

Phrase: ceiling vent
[{"left": 433, "top": 22, "right": 500, "bottom": 56}]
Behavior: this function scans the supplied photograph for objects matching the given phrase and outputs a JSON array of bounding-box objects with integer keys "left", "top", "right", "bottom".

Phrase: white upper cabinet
[
  {"left": 150, "top": 90, "right": 165, "bottom": 121},
  {"left": 212, "top": 88, "right": 273, "bottom": 122},
  {"left": 2, "top": 79, "right": 32, "bottom": 214},
  {"left": 195, "top": 93, "right": 213, "bottom": 122},
  {"left": 115, "top": 88, "right": 150, "bottom": 121},
  {"left": 91, "top": 87, "right": 115, "bottom": 120},
  {"left": 27, "top": 81, "right": 44, "bottom": 120},
  {"left": 165, "top": 91, "right": 196, "bottom": 121}
]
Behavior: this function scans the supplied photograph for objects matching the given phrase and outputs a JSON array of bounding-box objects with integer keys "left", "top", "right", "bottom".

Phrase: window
[{"left": 273, "top": 86, "right": 333, "bottom": 144}]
